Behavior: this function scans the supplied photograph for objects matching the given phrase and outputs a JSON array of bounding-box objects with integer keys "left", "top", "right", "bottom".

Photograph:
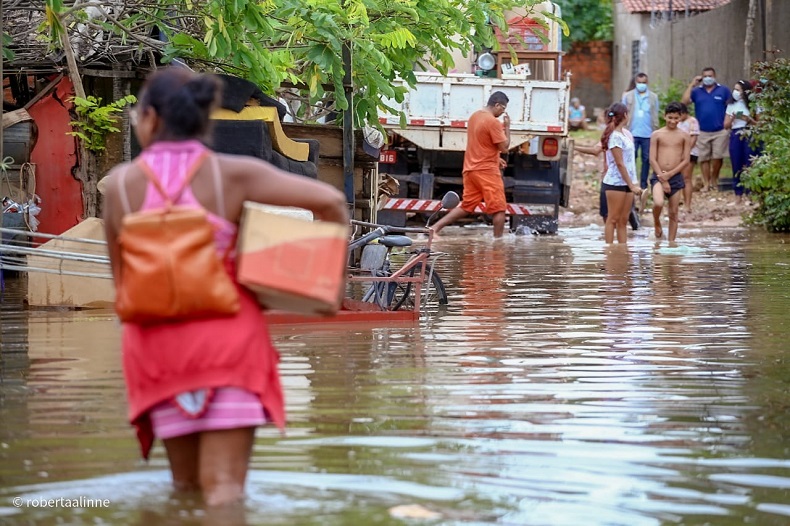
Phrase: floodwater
[{"left": 1, "top": 225, "right": 790, "bottom": 525}]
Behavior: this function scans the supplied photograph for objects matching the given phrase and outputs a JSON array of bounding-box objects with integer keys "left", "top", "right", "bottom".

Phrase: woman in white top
[
  {"left": 724, "top": 80, "right": 757, "bottom": 202},
  {"left": 600, "top": 102, "right": 642, "bottom": 243}
]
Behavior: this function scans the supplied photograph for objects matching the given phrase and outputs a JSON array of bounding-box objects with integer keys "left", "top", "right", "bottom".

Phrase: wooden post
[
  {"left": 765, "top": 0, "right": 775, "bottom": 59},
  {"left": 1, "top": 0, "right": 4, "bottom": 161},
  {"left": 342, "top": 42, "right": 354, "bottom": 207}
]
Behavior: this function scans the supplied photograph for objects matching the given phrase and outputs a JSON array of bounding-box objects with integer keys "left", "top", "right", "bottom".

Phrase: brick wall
[{"left": 563, "top": 40, "right": 613, "bottom": 122}]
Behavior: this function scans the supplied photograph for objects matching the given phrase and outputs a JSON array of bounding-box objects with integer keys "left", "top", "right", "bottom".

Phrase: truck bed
[{"left": 380, "top": 72, "right": 571, "bottom": 151}]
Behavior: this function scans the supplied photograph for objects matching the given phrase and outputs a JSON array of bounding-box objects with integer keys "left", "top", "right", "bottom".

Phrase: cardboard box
[{"left": 236, "top": 201, "right": 349, "bottom": 315}]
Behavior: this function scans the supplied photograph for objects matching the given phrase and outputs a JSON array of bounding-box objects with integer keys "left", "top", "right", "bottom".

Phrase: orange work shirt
[{"left": 463, "top": 109, "right": 507, "bottom": 174}]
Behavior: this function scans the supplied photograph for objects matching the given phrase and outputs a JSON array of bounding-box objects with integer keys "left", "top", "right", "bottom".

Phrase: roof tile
[{"left": 621, "top": 0, "right": 732, "bottom": 13}]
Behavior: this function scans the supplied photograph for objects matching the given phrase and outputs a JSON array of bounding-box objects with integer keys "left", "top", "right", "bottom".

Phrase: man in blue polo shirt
[{"left": 682, "top": 67, "right": 731, "bottom": 191}]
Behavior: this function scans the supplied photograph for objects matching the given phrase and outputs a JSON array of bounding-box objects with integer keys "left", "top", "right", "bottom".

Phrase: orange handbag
[{"left": 114, "top": 154, "right": 240, "bottom": 324}]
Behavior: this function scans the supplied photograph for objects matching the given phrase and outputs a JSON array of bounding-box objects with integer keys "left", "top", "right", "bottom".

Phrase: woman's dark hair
[
  {"left": 727, "top": 79, "right": 752, "bottom": 105},
  {"left": 137, "top": 67, "right": 221, "bottom": 140},
  {"left": 600, "top": 102, "right": 628, "bottom": 151}
]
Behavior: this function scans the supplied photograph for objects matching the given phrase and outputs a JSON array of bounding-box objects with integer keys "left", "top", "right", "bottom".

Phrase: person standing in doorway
[
  {"left": 682, "top": 67, "right": 731, "bottom": 191},
  {"left": 431, "top": 91, "right": 510, "bottom": 238},
  {"left": 622, "top": 73, "right": 659, "bottom": 190}
]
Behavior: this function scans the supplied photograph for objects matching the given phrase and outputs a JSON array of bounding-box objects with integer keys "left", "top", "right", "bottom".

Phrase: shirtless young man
[{"left": 648, "top": 102, "right": 691, "bottom": 241}]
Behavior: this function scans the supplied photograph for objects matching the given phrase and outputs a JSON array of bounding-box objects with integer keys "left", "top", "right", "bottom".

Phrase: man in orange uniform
[{"left": 431, "top": 91, "right": 511, "bottom": 237}]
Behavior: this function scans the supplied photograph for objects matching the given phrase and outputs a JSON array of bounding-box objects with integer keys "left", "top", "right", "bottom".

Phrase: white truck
[{"left": 376, "top": 2, "right": 574, "bottom": 234}]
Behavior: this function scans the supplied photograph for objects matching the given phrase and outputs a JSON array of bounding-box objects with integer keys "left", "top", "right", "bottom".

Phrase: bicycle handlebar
[
  {"left": 348, "top": 226, "right": 388, "bottom": 252},
  {"left": 350, "top": 220, "right": 431, "bottom": 235},
  {"left": 347, "top": 220, "right": 432, "bottom": 254}
]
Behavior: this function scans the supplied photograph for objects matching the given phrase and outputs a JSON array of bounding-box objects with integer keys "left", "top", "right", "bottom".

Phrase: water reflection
[{"left": 1, "top": 228, "right": 790, "bottom": 525}]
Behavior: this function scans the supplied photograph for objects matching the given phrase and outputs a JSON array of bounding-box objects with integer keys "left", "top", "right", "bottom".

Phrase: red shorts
[{"left": 461, "top": 170, "right": 507, "bottom": 214}]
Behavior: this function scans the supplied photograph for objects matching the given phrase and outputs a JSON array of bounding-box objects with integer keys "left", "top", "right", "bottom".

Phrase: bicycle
[{"left": 347, "top": 192, "right": 458, "bottom": 313}]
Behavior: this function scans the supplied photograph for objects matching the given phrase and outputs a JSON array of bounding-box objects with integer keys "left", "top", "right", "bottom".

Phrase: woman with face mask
[{"left": 724, "top": 80, "right": 758, "bottom": 203}]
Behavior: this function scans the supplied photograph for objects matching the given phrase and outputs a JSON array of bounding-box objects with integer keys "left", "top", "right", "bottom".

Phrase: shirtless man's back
[{"left": 649, "top": 102, "right": 691, "bottom": 241}]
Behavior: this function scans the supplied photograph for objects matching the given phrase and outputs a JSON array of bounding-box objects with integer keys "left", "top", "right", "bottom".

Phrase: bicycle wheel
[
  {"left": 361, "top": 270, "right": 398, "bottom": 309},
  {"left": 391, "top": 262, "right": 448, "bottom": 310}
]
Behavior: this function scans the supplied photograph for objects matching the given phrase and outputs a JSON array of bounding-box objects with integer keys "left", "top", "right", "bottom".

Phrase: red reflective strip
[
  {"left": 450, "top": 120, "right": 467, "bottom": 128},
  {"left": 382, "top": 198, "right": 447, "bottom": 211},
  {"left": 547, "top": 126, "right": 563, "bottom": 133},
  {"left": 387, "top": 198, "right": 404, "bottom": 209},
  {"left": 379, "top": 117, "right": 387, "bottom": 124},
  {"left": 409, "top": 119, "right": 425, "bottom": 126}
]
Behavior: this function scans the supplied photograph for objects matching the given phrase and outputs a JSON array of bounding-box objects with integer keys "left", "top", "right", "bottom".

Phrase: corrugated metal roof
[{"left": 621, "top": 0, "right": 732, "bottom": 13}]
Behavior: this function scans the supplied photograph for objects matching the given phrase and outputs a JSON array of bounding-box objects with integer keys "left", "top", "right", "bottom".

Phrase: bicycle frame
[{"left": 347, "top": 220, "right": 440, "bottom": 314}]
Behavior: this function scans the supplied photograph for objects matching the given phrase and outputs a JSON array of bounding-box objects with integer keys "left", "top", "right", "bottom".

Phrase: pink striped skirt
[{"left": 149, "top": 387, "right": 266, "bottom": 440}]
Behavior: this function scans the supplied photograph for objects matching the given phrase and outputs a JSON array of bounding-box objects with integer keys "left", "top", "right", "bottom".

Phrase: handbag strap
[
  {"left": 118, "top": 165, "right": 133, "bottom": 215},
  {"left": 209, "top": 154, "right": 226, "bottom": 220}
]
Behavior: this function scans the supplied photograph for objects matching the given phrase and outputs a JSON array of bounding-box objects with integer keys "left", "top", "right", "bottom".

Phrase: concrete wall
[
  {"left": 564, "top": 40, "right": 613, "bottom": 120},
  {"left": 614, "top": 0, "right": 790, "bottom": 97},
  {"left": 612, "top": 1, "right": 653, "bottom": 97}
]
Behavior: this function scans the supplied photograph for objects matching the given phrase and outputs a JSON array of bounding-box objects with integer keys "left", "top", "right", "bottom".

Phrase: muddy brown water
[{"left": 1, "top": 225, "right": 790, "bottom": 525}]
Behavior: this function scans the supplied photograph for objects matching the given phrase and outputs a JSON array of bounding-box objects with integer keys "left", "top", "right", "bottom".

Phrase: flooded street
[{"left": 2, "top": 225, "right": 790, "bottom": 525}]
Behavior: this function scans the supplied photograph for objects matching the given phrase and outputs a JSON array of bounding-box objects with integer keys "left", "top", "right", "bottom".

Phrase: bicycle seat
[{"left": 378, "top": 235, "right": 413, "bottom": 248}]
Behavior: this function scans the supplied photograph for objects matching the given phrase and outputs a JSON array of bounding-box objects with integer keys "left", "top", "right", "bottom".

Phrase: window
[{"left": 631, "top": 40, "right": 640, "bottom": 77}]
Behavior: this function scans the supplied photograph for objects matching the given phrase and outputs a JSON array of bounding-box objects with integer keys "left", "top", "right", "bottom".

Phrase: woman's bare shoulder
[{"left": 101, "top": 162, "right": 135, "bottom": 196}]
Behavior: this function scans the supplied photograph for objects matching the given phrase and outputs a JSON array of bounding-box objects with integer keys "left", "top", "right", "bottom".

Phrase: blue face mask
[
  {"left": 702, "top": 77, "right": 716, "bottom": 87},
  {"left": 636, "top": 82, "right": 648, "bottom": 93}
]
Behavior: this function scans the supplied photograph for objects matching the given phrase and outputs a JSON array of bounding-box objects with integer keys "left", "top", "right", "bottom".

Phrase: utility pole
[
  {"left": 765, "top": 0, "right": 775, "bottom": 60},
  {"left": 342, "top": 42, "right": 355, "bottom": 210},
  {"left": 1, "top": 0, "right": 4, "bottom": 162},
  {"left": 744, "top": 0, "right": 758, "bottom": 78}
]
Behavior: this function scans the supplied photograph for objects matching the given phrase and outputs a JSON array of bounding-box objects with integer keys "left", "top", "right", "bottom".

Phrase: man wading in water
[{"left": 431, "top": 91, "right": 511, "bottom": 238}]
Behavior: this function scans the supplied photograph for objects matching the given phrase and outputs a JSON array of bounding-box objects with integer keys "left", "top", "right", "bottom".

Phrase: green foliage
[
  {"left": 655, "top": 78, "right": 692, "bottom": 126},
  {"left": 68, "top": 95, "right": 137, "bottom": 153},
  {"left": 148, "top": 0, "right": 565, "bottom": 128},
  {"left": 742, "top": 58, "right": 790, "bottom": 232},
  {"left": 553, "top": 0, "right": 612, "bottom": 49},
  {"left": 2, "top": 33, "right": 14, "bottom": 61},
  {"left": 40, "top": 0, "right": 566, "bottom": 129}
]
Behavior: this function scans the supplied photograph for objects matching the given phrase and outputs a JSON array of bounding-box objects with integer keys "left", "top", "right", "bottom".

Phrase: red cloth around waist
[{"left": 122, "top": 285, "right": 284, "bottom": 459}]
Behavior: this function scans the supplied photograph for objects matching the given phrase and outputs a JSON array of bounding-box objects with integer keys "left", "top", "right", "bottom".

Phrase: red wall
[
  {"left": 563, "top": 40, "right": 614, "bottom": 119},
  {"left": 27, "top": 77, "right": 83, "bottom": 236}
]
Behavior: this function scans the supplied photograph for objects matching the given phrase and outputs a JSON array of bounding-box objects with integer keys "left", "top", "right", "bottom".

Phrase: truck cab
[{"left": 376, "top": 1, "right": 573, "bottom": 234}]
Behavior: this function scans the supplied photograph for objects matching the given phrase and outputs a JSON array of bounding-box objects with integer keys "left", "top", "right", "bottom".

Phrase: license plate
[{"left": 379, "top": 150, "right": 397, "bottom": 164}]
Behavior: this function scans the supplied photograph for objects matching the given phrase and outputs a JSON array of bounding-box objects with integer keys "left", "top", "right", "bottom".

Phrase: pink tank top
[{"left": 135, "top": 140, "right": 236, "bottom": 253}]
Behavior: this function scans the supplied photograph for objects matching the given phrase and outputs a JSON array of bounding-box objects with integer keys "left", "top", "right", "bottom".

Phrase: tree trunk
[
  {"left": 765, "top": 0, "right": 775, "bottom": 60},
  {"left": 743, "top": 0, "right": 758, "bottom": 78},
  {"left": 56, "top": 14, "right": 101, "bottom": 217}
]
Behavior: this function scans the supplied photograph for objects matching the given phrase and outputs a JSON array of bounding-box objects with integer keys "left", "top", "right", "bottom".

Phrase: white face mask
[
  {"left": 732, "top": 91, "right": 742, "bottom": 101},
  {"left": 702, "top": 77, "right": 716, "bottom": 87}
]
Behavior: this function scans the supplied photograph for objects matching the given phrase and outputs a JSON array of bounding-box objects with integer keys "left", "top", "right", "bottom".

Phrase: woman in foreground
[{"left": 102, "top": 67, "right": 348, "bottom": 506}]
